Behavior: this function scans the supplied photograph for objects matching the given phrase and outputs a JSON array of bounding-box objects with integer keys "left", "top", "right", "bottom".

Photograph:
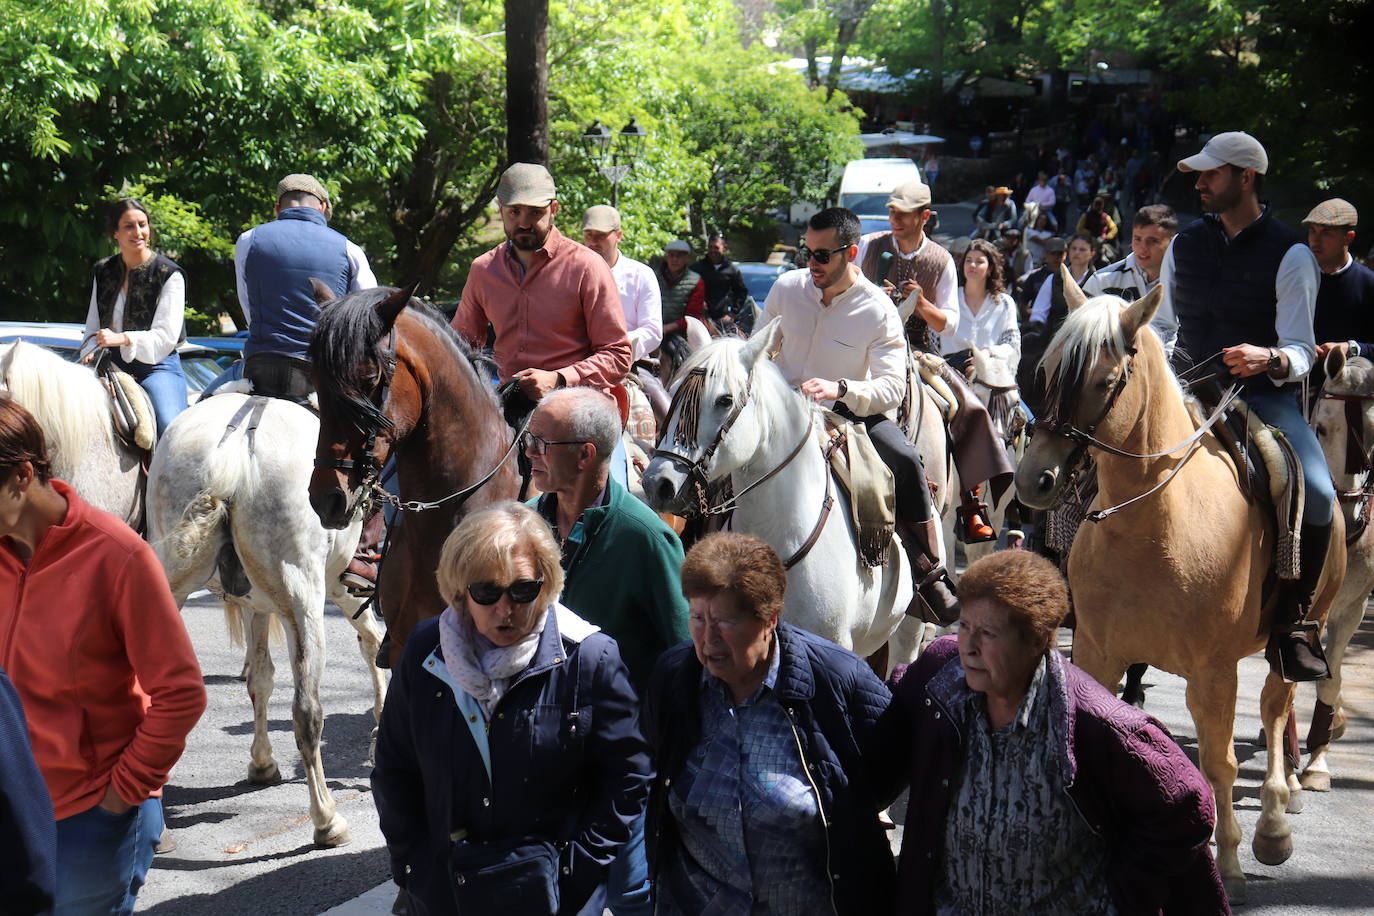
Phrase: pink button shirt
[{"left": 453, "top": 226, "right": 632, "bottom": 390}]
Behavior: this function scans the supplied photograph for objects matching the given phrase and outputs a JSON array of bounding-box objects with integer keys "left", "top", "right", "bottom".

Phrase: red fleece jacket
[{"left": 0, "top": 480, "right": 206, "bottom": 819}]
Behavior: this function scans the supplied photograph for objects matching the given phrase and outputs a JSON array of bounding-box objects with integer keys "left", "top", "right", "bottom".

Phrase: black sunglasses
[
  {"left": 521, "top": 431, "right": 589, "bottom": 456},
  {"left": 797, "top": 244, "right": 850, "bottom": 265},
  {"left": 467, "top": 579, "right": 545, "bottom": 606}
]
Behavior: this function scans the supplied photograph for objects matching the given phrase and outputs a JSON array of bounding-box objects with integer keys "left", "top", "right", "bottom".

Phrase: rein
[{"left": 1316, "top": 389, "right": 1374, "bottom": 543}]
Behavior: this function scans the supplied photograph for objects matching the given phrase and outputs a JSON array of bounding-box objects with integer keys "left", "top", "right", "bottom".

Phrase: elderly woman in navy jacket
[
  {"left": 371, "top": 501, "right": 652, "bottom": 916},
  {"left": 643, "top": 532, "right": 899, "bottom": 915}
]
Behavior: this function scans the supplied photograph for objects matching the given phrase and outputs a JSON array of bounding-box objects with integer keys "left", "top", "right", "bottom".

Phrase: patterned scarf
[{"left": 437, "top": 604, "right": 549, "bottom": 718}]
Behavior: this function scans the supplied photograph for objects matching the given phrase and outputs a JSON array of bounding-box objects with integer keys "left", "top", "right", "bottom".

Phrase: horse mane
[
  {"left": 310, "top": 288, "right": 496, "bottom": 434},
  {"left": 0, "top": 341, "right": 113, "bottom": 473},
  {"left": 674, "top": 335, "right": 806, "bottom": 450}
]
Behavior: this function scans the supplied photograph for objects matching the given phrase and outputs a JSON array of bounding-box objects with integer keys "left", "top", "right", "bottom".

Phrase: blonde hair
[{"left": 436, "top": 502, "right": 564, "bottom": 610}]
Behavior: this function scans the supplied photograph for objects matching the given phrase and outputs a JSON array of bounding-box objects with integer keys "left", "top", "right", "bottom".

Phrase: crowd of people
[{"left": 3, "top": 121, "right": 1371, "bottom": 915}]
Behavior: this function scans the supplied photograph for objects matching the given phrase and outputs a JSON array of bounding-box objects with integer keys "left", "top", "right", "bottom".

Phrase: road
[{"left": 137, "top": 592, "right": 1374, "bottom": 914}]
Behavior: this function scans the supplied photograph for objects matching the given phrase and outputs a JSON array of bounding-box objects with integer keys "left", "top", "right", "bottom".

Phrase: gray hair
[{"left": 538, "top": 387, "right": 621, "bottom": 465}]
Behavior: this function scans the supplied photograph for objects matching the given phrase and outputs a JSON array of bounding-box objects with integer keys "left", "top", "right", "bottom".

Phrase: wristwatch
[
  {"left": 1267, "top": 347, "right": 1284, "bottom": 375},
  {"left": 836, "top": 379, "right": 849, "bottom": 399}
]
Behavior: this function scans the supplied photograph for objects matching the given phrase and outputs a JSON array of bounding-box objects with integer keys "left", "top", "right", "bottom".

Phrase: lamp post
[{"left": 579, "top": 118, "right": 649, "bottom": 207}]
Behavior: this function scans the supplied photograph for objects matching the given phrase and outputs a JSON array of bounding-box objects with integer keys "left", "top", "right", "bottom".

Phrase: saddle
[
  {"left": 820, "top": 409, "right": 895, "bottom": 568},
  {"left": 99, "top": 365, "right": 156, "bottom": 453},
  {"left": 913, "top": 352, "right": 959, "bottom": 424}
]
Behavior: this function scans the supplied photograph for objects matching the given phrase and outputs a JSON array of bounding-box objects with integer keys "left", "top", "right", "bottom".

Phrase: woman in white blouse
[
  {"left": 941, "top": 239, "right": 1021, "bottom": 380},
  {"left": 82, "top": 200, "right": 189, "bottom": 435}
]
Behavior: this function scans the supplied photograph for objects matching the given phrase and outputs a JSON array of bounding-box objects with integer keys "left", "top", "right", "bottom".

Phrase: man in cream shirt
[{"left": 760, "top": 207, "right": 959, "bottom": 622}]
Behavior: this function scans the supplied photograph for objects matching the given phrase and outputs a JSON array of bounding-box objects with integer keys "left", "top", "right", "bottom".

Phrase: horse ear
[
  {"left": 310, "top": 278, "right": 336, "bottom": 306},
  {"left": 1325, "top": 345, "right": 1347, "bottom": 380},
  {"left": 376, "top": 281, "right": 420, "bottom": 330},
  {"left": 741, "top": 317, "right": 783, "bottom": 370},
  {"left": 1059, "top": 262, "right": 1088, "bottom": 312},
  {"left": 1119, "top": 284, "right": 1163, "bottom": 342}
]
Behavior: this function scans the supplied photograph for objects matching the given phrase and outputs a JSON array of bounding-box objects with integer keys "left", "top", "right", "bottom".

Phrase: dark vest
[
  {"left": 658, "top": 268, "right": 701, "bottom": 326},
  {"left": 93, "top": 253, "right": 186, "bottom": 347},
  {"left": 861, "top": 233, "right": 949, "bottom": 353},
  {"left": 1313, "top": 259, "right": 1374, "bottom": 347},
  {"left": 243, "top": 207, "right": 352, "bottom": 360},
  {"left": 689, "top": 257, "right": 742, "bottom": 314},
  {"left": 1171, "top": 206, "right": 1301, "bottom": 391}
]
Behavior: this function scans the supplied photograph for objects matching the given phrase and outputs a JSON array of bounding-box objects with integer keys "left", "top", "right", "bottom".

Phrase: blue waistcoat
[
  {"left": 1171, "top": 205, "right": 1301, "bottom": 392},
  {"left": 243, "top": 207, "right": 352, "bottom": 360}
]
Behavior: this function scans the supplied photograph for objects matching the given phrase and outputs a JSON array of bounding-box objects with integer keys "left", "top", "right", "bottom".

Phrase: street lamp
[{"left": 579, "top": 118, "right": 649, "bottom": 207}]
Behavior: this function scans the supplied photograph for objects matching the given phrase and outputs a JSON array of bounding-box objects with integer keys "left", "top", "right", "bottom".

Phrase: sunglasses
[
  {"left": 467, "top": 579, "right": 545, "bottom": 605},
  {"left": 797, "top": 244, "right": 850, "bottom": 265},
  {"left": 521, "top": 431, "right": 589, "bottom": 456}
]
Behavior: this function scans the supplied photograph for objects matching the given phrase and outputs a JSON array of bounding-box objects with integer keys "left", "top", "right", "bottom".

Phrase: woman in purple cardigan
[{"left": 880, "top": 550, "right": 1230, "bottom": 915}]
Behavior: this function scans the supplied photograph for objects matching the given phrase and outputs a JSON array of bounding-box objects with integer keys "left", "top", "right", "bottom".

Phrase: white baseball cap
[{"left": 1177, "top": 131, "right": 1268, "bottom": 175}]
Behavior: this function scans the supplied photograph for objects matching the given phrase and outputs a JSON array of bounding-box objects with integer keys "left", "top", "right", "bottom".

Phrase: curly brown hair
[
  {"left": 957, "top": 550, "right": 1069, "bottom": 647},
  {"left": 680, "top": 532, "right": 787, "bottom": 624},
  {"left": 960, "top": 237, "right": 1006, "bottom": 297},
  {"left": 0, "top": 395, "right": 53, "bottom": 483}
]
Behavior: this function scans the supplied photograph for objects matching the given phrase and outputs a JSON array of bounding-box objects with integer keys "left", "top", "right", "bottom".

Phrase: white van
[{"left": 837, "top": 158, "right": 922, "bottom": 234}]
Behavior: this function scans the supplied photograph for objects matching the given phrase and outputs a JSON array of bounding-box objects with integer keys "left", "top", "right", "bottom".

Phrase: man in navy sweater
[{"left": 1307, "top": 199, "right": 1374, "bottom": 365}]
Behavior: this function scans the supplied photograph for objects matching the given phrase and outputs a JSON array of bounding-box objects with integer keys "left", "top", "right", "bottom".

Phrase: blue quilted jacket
[{"left": 642, "top": 622, "right": 900, "bottom": 915}]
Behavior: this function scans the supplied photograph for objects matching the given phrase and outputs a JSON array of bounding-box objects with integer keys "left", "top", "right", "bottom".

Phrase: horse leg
[
  {"left": 337, "top": 595, "right": 388, "bottom": 765},
  {"left": 1120, "top": 662, "right": 1149, "bottom": 708},
  {"left": 281, "top": 604, "right": 351, "bottom": 847},
  {"left": 1302, "top": 591, "right": 1365, "bottom": 791},
  {"left": 1184, "top": 668, "right": 1246, "bottom": 903},
  {"left": 1253, "top": 671, "right": 1297, "bottom": 867},
  {"left": 245, "top": 610, "right": 281, "bottom": 785}
]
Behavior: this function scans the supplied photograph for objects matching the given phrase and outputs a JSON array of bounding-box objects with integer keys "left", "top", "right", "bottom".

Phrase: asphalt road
[{"left": 137, "top": 592, "right": 1374, "bottom": 914}]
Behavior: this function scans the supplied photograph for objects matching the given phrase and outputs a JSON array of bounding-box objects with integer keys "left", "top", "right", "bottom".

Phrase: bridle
[
  {"left": 1316, "top": 388, "right": 1374, "bottom": 542},
  {"left": 313, "top": 328, "right": 398, "bottom": 497}
]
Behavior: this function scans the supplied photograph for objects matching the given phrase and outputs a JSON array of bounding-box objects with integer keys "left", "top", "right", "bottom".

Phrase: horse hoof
[
  {"left": 1300, "top": 769, "right": 1332, "bottom": 792},
  {"left": 1223, "top": 875, "right": 1248, "bottom": 906},
  {"left": 315, "top": 818, "right": 352, "bottom": 848},
  {"left": 1286, "top": 788, "right": 1305, "bottom": 814},
  {"left": 1252, "top": 831, "right": 1293, "bottom": 866},
  {"left": 247, "top": 762, "right": 281, "bottom": 785}
]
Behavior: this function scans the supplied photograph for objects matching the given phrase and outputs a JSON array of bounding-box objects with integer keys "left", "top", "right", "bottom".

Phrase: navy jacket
[
  {"left": 642, "top": 622, "right": 899, "bottom": 915},
  {"left": 371, "top": 609, "right": 652, "bottom": 916},
  {"left": 0, "top": 667, "right": 55, "bottom": 915}
]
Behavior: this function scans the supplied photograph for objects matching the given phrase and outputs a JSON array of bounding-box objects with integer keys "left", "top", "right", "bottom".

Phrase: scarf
[{"left": 438, "top": 603, "right": 549, "bottom": 718}]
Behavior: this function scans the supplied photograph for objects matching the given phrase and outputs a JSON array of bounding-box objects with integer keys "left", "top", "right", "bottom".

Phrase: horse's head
[
  {"left": 641, "top": 319, "right": 790, "bottom": 515},
  {"left": 308, "top": 281, "right": 419, "bottom": 529},
  {"left": 1016, "top": 267, "right": 1165, "bottom": 509},
  {"left": 1313, "top": 349, "right": 1374, "bottom": 486}
]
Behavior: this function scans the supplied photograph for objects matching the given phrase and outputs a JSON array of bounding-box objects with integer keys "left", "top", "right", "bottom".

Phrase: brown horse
[
  {"left": 1014, "top": 278, "right": 1345, "bottom": 904},
  {"left": 308, "top": 285, "right": 519, "bottom": 666}
]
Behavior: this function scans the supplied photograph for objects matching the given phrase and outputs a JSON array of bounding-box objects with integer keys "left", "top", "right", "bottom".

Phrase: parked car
[
  {"left": 187, "top": 333, "right": 247, "bottom": 369},
  {"left": 736, "top": 261, "right": 790, "bottom": 303},
  {"left": 0, "top": 321, "right": 224, "bottom": 405}
]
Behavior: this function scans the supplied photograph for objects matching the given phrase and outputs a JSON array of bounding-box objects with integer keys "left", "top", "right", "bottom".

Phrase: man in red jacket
[{"left": 0, "top": 395, "right": 206, "bottom": 915}]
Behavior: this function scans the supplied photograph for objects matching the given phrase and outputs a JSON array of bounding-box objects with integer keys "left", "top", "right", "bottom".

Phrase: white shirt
[
  {"left": 855, "top": 233, "right": 960, "bottom": 337},
  {"left": 1154, "top": 236, "right": 1320, "bottom": 385},
  {"left": 84, "top": 271, "right": 185, "bottom": 365},
  {"left": 1030, "top": 265, "right": 1094, "bottom": 325},
  {"left": 608, "top": 253, "right": 662, "bottom": 361},
  {"left": 233, "top": 225, "right": 376, "bottom": 324},
  {"left": 1025, "top": 184, "right": 1057, "bottom": 208},
  {"left": 759, "top": 268, "right": 907, "bottom": 419},
  {"left": 940, "top": 289, "right": 1021, "bottom": 373}
]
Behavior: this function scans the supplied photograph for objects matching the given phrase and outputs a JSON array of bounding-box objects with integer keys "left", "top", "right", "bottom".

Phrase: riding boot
[
  {"left": 958, "top": 485, "right": 996, "bottom": 543},
  {"left": 897, "top": 518, "right": 960, "bottom": 626},
  {"left": 341, "top": 503, "right": 386, "bottom": 596},
  {"left": 1265, "top": 522, "right": 1333, "bottom": 682}
]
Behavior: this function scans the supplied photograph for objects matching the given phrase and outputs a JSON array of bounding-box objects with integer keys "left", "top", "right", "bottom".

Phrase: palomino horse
[
  {"left": 1303, "top": 348, "right": 1374, "bottom": 792},
  {"left": 640, "top": 321, "right": 953, "bottom": 667},
  {"left": 0, "top": 340, "right": 144, "bottom": 527},
  {"left": 1015, "top": 283, "right": 1345, "bottom": 903},
  {"left": 308, "top": 285, "right": 520, "bottom": 667},
  {"left": 147, "top": 392, "right": 386, "bottom": 847}
]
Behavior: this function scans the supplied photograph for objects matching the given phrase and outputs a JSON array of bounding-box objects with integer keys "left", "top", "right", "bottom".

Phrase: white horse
[
  {"left": 1303, "top": 349, "right": 1374, "bottom": 791},
  {"left": 641, "top": 322, "right": 952, "bottom": 668},
  {"left": 147, "top": 392, "right": 386, "bottom": 847},
  {"left": 0, "top": 341, "right": 144, "bottom": 527}
]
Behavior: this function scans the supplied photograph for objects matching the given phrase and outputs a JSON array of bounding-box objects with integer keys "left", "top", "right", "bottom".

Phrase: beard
[
  {"left": 510, "top": 225, "right": 550, "bottom": 250},
  {"left": 1201, "top": 180, "right": 1242, "bottom": 214}
]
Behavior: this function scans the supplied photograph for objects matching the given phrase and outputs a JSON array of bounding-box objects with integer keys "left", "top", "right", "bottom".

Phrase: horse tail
[
  {"left": 159, "top": 435, "right": 258, "bottom": 574},
  {"left": 222, "top": 603, "right": 285, "bottom": 649}
]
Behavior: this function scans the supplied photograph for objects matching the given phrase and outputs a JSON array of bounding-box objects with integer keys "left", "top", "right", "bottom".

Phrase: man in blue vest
[{"left": 1153, "top": 132, "right": 1330, "bottom": 681}]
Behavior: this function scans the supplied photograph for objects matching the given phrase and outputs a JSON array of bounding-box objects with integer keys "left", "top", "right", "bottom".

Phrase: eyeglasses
[
  {"left": 467, "top": 579, "right": 545, "bottom": 606},
  {"left": 521, "top": 431, "right": 589, "bottom": 456},
  {"left": 797, "top": 244, "right": 850, "bottom": 266}
]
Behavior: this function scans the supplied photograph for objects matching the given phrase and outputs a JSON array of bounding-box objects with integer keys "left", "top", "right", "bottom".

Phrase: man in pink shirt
[{"left": 453, "top": 163, "right": 632, "bottom": 414}]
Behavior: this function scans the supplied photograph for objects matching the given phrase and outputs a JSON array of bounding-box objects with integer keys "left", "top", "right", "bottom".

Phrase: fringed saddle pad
[
  {"left": 106, "top": 370, "right": 156, "bottom": 452},
  {"left": 821, "top": 410, "right": 895, "bottom": 567},
  {"left": 914, "top": 352, "right": 958, "bottom": 423}
]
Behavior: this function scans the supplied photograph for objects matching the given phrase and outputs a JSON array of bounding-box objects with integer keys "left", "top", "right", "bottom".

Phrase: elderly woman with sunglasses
[{"left": 371, "top": 501, "right": 652, "bottom": 916}]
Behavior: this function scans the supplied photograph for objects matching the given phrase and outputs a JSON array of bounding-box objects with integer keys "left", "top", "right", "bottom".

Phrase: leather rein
[{"left": 1316, "top": 389, "right": 1374, "bottom": 543}]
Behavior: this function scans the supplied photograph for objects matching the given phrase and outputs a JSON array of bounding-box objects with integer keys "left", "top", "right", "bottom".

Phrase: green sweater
[{"left": 532, "top": 478, "right": 690, "bottom": 688}]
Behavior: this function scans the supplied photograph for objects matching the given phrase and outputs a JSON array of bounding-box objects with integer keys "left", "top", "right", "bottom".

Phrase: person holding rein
[{"left": 82, "top": 199, "right": 189, "bottom": 437}]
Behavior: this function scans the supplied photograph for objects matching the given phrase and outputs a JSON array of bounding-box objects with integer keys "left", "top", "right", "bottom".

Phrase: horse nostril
[
  {"left": 1038, "top": 470, "right": 1057, "bottom": 493},
  {"left": 656, "top": 478, "right": 677, "bottom": 504}
]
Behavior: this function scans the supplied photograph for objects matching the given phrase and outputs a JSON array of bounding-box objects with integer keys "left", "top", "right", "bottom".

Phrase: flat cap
[
  {"left": 887, "top": 181, "right": 932, "bottom": 211},
  {"left": 276, "top": 174, "right": 330, "bottom": 204},
  {"left": 582, "top": 205, "right": 621, "bottom": 232},
  {"left": 497, "top": 162, "right": 557, "bottom": 208},
  {"left": 1302, "top": 198, "right": 1358, "bottom": 229},
  {"left": 1045, "top": 236, "right": 1069, "bottom": 253},
  {"left": 664, "top": 239, "right": 692, "bottom": 254},
  {"left": 1178, "top": 131, "right": 1268, "bottom": 174}
]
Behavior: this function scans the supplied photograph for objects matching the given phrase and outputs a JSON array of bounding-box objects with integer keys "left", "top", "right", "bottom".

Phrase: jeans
[
  {"left": 1245, "top": 388, "right": 1335, "bottom": 526},
  {"left": 55, "top": 797, "right": 162, "bottom": 916},
  {"left": 200, "top": 359, "right": 244, "bottom": 400},
  {"left": 116, "top": 353, "right": 187, "bottom": 436},
  {"left": 605, "top": 810, "right": 652, "bottom": 916}
]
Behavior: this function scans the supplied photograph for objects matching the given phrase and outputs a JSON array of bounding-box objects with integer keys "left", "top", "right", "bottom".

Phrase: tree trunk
[
  {"left": 505, "top": 0, "right": 549, "bottom": 165},
  {"left": 930, "top": 0, "right": 947, "bottom": 110}
]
